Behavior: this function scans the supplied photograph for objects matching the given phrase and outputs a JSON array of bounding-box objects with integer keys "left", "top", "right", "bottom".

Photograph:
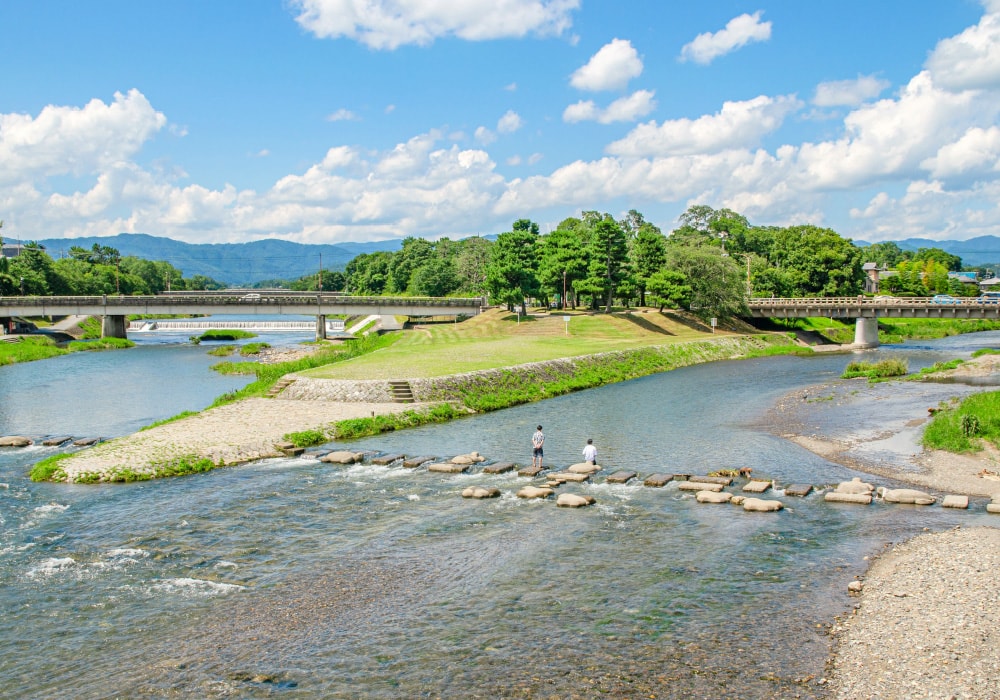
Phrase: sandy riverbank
[{"left": 53, "top": 397, "right": 424, "bottom": 482}]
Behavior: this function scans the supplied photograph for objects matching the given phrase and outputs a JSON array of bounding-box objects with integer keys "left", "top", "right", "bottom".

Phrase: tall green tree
[
  {"left": 630, "top": 222, "right": 667, "bottom": 306},
  {"left": 454, "top": 236, "right": 492, "bottom": 295},
  {"left": 646, "top": 269, "right": 693, "bottom": 312},
  {"left": 667, "top": 247, "right": 748, "bottom": 320},
  {"left": 538, "top": 224, "right": 589, "bottom": 309},
  {"left": 485, "top": 226, "right": 540, "bottom": 313},
  {"left": 588, "top": 214, "right": 629, "bottom": 312}
]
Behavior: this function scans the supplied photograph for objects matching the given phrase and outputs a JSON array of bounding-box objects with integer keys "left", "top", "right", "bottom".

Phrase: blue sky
[{"left": 2, "top": 0, "right": 999, "bottom": 246}]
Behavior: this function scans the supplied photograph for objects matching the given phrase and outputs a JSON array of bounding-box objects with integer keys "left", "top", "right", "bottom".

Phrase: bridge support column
[
  {"left": 853, "top": 317, "right": 879, "bottom": 348},
  {"left": 101, "top": 314, "right": 128, "bottom": 339},
  {"left": 315, "top": 314, "right": 327, "bottom": 341}
]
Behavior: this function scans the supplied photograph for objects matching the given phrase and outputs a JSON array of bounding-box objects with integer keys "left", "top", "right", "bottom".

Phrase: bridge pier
[
  {"left": 854, "top": 317, "right": 879, "bottom": 348},
  {"left": 315, "top": 314, "right": 327, "bottom": 341},
  {"left": 101, "top": 314, "right": 128, "bottom": 339}
]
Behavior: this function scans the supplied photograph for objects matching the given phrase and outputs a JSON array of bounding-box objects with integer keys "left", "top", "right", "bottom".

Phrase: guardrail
[
  {"left": 749, "top": 296, "right": 998, "bottom": 307},
  {"left": 0, "top": 294, "right": 486, "bottom": 308}
]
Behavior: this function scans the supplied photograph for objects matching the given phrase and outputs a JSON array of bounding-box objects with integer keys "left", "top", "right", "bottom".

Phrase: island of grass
[
  {"left": 0, "top": 335, "right": 135, "bottom": 366},
  {"left": 196, "top": 329, "right": 257, "bottom": 342}
]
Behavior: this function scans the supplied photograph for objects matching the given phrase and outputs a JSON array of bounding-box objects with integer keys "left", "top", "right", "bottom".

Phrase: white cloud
[
  {"left": 497, "top": 110, "right": 524, "bottom": 134},
  {"left": 504, "top": 82, "right": 518, "bottom": 91},
  {"left": 327, "top": 108, "right": 359, "bottom": 121},
  {"left": 384, "top": 104, "right": 396, "bottom": 114},
  {"left": 570, "top": 38, "right": 643, "bottom": 91},
  {"left": 926, "top": 6, "right": 1000, "bottom": 91},
  {"left": 0, "top": 89, "right": 166, "bottom": 184},
  {"left": 606, "top": 94, "right": 800, "bottom": 157},
  {"left": 507, "top": 155, "right": 522, "bottom": 166},
  {"left": 679, "top": 11, "right": 772, "bottom": 65},
  {"left": 813, "top": 74, "right": 890, "bottom": 107},
  {"left": 474, "top": 125, "right": 496, "bottom": 144},
  {"left": 563, "top": 90, "right": 656, "bottom": 124},
  {"left": 922, "top": 126, "right": 1000, "bottom": 179},
  {"left": 290, "top": 0, "right": 579, "bottom": 50}
]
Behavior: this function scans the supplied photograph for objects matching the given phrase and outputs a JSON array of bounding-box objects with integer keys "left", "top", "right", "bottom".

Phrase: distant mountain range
[
  {"left": 853, "top": 235, "right": 1000, "bottom": 268},
  {"left": 34, "top": 233, "right": 404, "bottom": 286},
  {"left": 30, "top": 232, "right": 1000, "bottom": 285}
]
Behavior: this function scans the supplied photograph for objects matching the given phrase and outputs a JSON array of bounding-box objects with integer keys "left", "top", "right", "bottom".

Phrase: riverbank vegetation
[
  {"left": 923, "top": 391, "right": 1000, "bottom": 454},
  {"left": 841, "top": 358, "right": 909, "bottom": 381},
  {"left": 0, "top": 335, "right": 134, "bottom": 365}
]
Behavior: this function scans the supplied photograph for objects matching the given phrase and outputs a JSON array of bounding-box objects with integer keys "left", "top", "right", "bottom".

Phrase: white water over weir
[{"left": 129, "top": 319, "right": 347, "bottom": 333}]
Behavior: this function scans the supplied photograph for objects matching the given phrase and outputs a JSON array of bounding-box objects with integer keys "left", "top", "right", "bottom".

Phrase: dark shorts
[{"left": 533, "top": 447, "right": 543, "bottom": 457}]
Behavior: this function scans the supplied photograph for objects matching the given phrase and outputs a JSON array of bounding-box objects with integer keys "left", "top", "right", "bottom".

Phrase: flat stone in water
[
  {"left": 643, "top": 473, "right": 673, "bottom": 487},
  {"left": 784, "top": 484, "right": 813, "bottom": 497},
  {"left": 677, "top": 481, "right": 722, "bottom": 492},
  {"left": 72, "top": 437, "right": 100, "bottom": 446},
  {"left": 482, "top": 462, "right": 516, "bottom": 474},
  {"left": 42, "top": 436, "right": 72, "bottom": 447},
  {"left": 942, "top": 494, "right": 969, "bottom": 509},
  {"left": 742, "top": 480, "right": 772, "bottom": 493},
  {"left": 427, "top": 462, "right": 468, "bottom": 474},
  {"left": 0, "top": 436, "right": 33, "bottom": 447},
  {"left": 402, "top": 455, "right": 435, "bottom": 468},
  {"left": 605, "top": 471, "right": 637, "bottom": 484},
  {"left": 518, "top": 465, "right": 544, "bottom": 477},
  {"left": 372, "top": 453, "right": 405, "bottom": 465},
  {"left": 691, "top": 475, "right": 733, "bottom": 485}
]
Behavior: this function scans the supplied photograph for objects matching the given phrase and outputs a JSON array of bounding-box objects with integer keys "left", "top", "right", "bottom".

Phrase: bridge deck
[{"left": 747, "top": 297, "right": 1000, "bottom": 319}]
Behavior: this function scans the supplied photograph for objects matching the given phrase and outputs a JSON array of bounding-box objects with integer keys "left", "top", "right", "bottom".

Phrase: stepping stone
[
  {"left": 824, "top": 492, "right": 872, "bottom": 505},
  {"left": 644, "top": 473, "right": 673, "bottom": 487},
  {"left": 605, "top": 471, "right": 637, "bottom": 484},
  {"left": 427, "top": 462, "right": 468, "bottom": 474},
  {"left": 462, "top": 486, "right": 500, "bottom": 499},
  {"left": 784, "top": 484, "right": 813, "bottom": 497},
  {"left": 567, "top": 462, "right": 601, "bottom": 474},
  {"left": 0, "top": 436, "right": 33, "bottom": 447},
  {"left": 742, "top": 480, "right": 772, "bottom": 494},
  {"left": 518, "top": 465, "right": 544, "bottom": 477},
  {"left": 556, "top": 493, "right": 595, "bottom": 508},
  {"left": 672, "top": 474, "right": 691, "bottom": 482},
  {"left": 320, "top": 450, "right": 364, "bottom": 464},
  {"left": 677, "top": 481, "right": 722, "bottom": 492},
  {"left": 403, "top": 455, "right": 435, "bottom": 468},
  {"left": 691, "top": 475, "right": 733, "bottom": 486},
  {"left": 372, "top": 453, "right": 405, "bottom": 465},
  {"left": 482, "top": 462, "right": 516, "bottom": 474},
  {"left": 696, "top": 490, "right": 732, "bottom": 504},
  {"left": 280, "top": 445, "right": 305, "bottom": 457},
  {"left": 42, "top": 436, "right": 72, "bottom": 447},
  {"left": 743, "top": 497, "right": 783, "bottom": 512},
  {"left": 73, "top": 437, "right": 101, "bottom": 446},
  {"left": 942, "top": 494, "right": 969, "bottom": 509},
  {"left": 516, "top": 485, "right": 554, "bottom": 499},
  {"left": 987, "top": 502, "right": 1000, "bottom": 514},
  {"left": 878, "top": 488, "right": 935, "bottom": 505},
  {"left": 549, "top": 471, "right": 590, "bottom": 483}
]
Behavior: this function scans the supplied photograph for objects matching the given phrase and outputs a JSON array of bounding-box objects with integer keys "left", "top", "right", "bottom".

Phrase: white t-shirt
[{"left": 582, "top": 444, "right": 597, "bottom": 462}]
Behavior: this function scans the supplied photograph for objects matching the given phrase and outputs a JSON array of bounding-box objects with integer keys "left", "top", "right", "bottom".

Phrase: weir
[{"left": 128, "top": 319, "right": 347, "bottom": 333}]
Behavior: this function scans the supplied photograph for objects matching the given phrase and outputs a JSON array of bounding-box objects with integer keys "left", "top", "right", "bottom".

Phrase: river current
[{"left": 2, "top": 325, "right": 999, "bottom": 699}]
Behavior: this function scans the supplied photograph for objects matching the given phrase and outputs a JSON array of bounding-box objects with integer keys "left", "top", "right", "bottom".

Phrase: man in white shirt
[
  {"left": 582, "top": 438, "right": 597, "bottom": 465},
  {"left": 531, "top": 425, "right": 545, "bottom": 468}
]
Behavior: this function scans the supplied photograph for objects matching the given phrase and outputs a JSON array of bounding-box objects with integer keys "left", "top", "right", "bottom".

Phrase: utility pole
[
  {"left": 562, "top": 270, "right": 567, "bottom": 310},
  {"left": 318, "top": 253, "right": 323, "bottom": 292}
]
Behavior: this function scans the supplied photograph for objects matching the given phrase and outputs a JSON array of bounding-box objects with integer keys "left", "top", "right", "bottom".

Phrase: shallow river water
[{"left": 1, "top": 329, "right": 998, "bottom": 698}]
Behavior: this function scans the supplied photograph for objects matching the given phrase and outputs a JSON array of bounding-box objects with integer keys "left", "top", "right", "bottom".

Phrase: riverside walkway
[{"left": 0, "top": 292, "right": 485, "bottom": 340}]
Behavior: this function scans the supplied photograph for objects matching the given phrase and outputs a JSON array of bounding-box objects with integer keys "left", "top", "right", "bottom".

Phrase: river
[{"left": 1, "top": 327, "right": 998, "bottom": 699}]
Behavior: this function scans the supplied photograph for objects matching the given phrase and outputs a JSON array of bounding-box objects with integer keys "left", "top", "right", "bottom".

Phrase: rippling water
[{"left": 2, "top": 331, "right": 998, "bottom": 698}]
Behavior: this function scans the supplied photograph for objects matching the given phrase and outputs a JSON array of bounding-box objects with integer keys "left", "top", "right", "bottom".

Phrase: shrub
[
  {"left": 841, "top": 358, "right": 908, "bottom": 381},
  {"left": 282, "top": 429, "right": 328, "bottom": 447}
]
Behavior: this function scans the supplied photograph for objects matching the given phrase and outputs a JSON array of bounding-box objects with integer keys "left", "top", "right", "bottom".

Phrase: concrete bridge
[
  {"left": 747, "top": 296, "right": 1000, "bottom": 347},
  {"left": 0, "top": 292, "right": 485, "bottom": 340}
]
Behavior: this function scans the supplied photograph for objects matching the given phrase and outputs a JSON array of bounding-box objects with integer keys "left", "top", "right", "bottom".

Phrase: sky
[{"left": 2, "top": 0, "right": 1000, "bottom": 247}]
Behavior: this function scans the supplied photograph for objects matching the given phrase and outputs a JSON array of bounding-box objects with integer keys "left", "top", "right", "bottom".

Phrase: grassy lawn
[{"left": 300, "top": 307, "right": 741, "bottom": 380}]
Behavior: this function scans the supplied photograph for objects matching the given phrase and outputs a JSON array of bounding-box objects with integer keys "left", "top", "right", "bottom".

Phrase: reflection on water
[{"left": 1, "top": 330, "right": 999, "bottom": 698}]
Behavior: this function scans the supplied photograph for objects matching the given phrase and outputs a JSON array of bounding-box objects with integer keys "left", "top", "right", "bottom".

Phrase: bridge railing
[
  {"left": 0, "top": 294, "right": 487, "bottom": 308},
  {"left": 748, "top": 297, "right": 996, "bottom": 307}
]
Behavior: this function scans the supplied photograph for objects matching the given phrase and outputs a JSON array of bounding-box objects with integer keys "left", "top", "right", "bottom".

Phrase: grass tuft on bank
[
  {"left": 923, "top": 391, "right": 1000, "bottom": 454},
  {"left": 0, "top": 335, "right": 134, "bottom": 365}
]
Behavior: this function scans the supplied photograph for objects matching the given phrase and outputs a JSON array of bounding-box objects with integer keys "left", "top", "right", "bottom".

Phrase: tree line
[{"left": 2, "top": 206, "right": 980, "bottom": 320}]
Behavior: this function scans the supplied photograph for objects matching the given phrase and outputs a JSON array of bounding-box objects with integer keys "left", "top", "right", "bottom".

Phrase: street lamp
[
  {"left": 20, "top": 277, "right": 25, "bottom": 296},
  {"left": 718, "top": 231, "right": 729, "bottom": 257}
]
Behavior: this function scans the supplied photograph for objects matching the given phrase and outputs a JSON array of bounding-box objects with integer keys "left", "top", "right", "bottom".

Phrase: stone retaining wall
[{"left": 280, "top": 335, "right": 781, "bottom": 404}]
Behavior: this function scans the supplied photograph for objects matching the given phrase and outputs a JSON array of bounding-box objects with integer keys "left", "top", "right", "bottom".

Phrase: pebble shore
[{"left": 826, "top": 526, "right": 1000, "bottom": 699}]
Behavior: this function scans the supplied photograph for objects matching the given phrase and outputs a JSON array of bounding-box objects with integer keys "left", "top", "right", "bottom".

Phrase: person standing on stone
[
  {"left": 531, "top": 425, "right": 545, "bottom": 468},
  {"left": 582, "top": 438, "right": 597, "bottom": 465}
]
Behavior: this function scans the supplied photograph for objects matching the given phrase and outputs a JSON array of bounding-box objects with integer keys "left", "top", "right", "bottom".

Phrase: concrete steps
[
  {"left": 388, "top": 380, "right": 415, "bottom": 403},
  {"left": 267, "top": 377, "right": 296, "bottom": 398}
]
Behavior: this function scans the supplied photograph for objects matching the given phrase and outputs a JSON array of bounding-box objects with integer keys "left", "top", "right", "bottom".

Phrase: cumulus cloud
[
  {"left": 606, "top": 94, "right": 800, "bottom": 157},
  {"left": 563, "top": 90, "right": 656, "bottom": 124},
  {"left": 921, "top": 126, "right": 1000, "bottom": 179},
  {"left": 290, "top": 0, "right": 579, "bottom": 50},
  {"left": 474, "top": 126, "right": 496, "bottom": 144},
  {"left": 679, "top": 11, "right": 772, "bottom": 65},
  {"left": 926, "top": 6, "right": 1000, "bottom": 91},
  {"left": 570, "top": 38, "right": 643, "bottom": 91},
  {"left": 813, "top": 74, "right": 890, "bottom": 107},
  {"left": 497, "top": 110, "right": 524, "bottom": 134},
  {"left": 0, "top": 89, "right": 166, "bottom": 184}
]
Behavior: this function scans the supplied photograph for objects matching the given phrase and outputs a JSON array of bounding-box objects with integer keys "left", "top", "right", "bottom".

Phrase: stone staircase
[
  {"left": 267, "top": 377, "right": 296, "bottom": 398},
  {"left": 388, "top": 380, "right": 415, "bottom": 403}
]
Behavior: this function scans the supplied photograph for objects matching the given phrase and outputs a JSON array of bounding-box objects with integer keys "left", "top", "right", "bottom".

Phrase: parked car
[{"left": 931, "top": 294, "right": 958, "bottom": 304}]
